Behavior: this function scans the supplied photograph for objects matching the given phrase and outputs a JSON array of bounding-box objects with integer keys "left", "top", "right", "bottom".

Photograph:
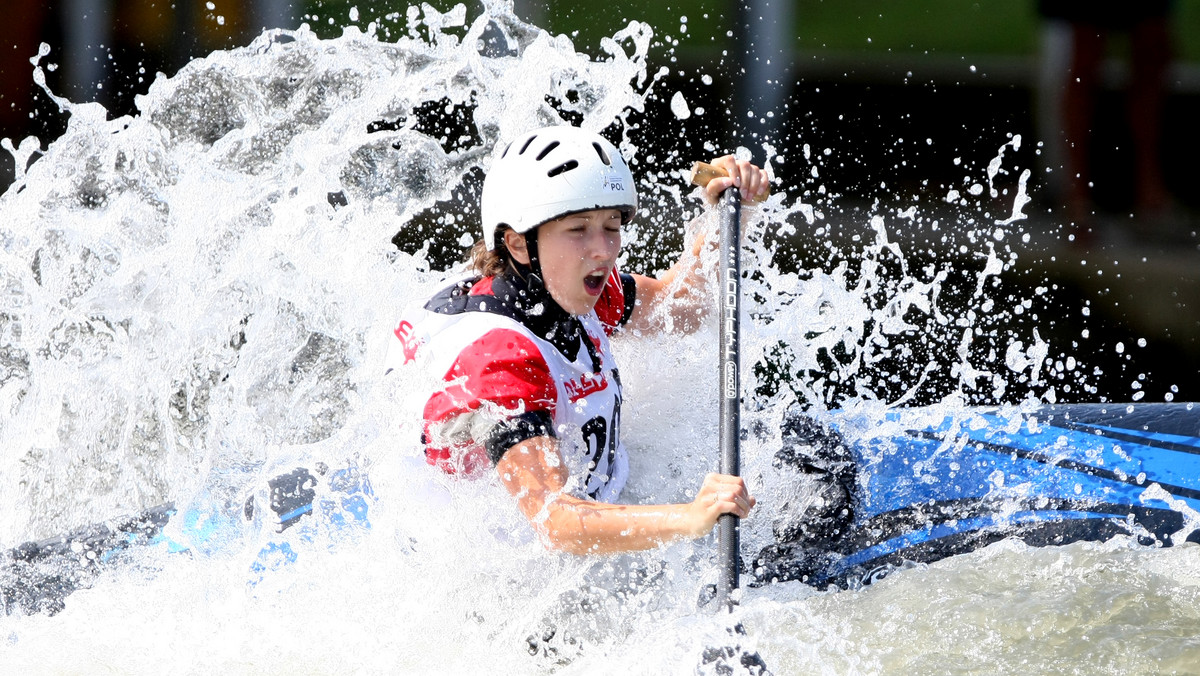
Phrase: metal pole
[
  {"left": 60, "top": 0, "right": 112, "bottom": 102},
  {"left": 251, "top": 0, "right": 298, "bottom": 31},
  {"left": 735, "top": 0, "right": 793, "bottom": 151}
]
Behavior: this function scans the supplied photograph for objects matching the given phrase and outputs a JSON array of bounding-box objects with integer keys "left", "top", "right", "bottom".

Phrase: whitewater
[{"left": 2, "top": 3, "right": 1199, "bottom": 674}]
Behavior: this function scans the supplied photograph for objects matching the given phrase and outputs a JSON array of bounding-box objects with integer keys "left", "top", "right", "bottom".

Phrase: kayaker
[{"left": 388, "top": 125, "right": 767, "bottom": 554}]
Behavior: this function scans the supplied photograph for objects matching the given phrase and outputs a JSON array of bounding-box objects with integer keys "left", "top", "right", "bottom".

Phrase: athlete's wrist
[{"left": 672, "top": 501, "right": 713, "bottom": 540}]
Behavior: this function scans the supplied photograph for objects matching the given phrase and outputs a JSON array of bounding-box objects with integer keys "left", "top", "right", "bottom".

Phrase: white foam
[{"left": 1, "top": 5, "right": 1170, "bottom": 674}]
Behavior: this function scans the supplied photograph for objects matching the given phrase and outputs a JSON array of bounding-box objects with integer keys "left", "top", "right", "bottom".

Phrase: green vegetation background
[{"left": 299, "top": 0, "right": 1200, "bottom": 62}]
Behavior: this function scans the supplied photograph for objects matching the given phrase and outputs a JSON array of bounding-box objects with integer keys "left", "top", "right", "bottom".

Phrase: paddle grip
[{"left": 688, "top": 161, "right": 769, "bottom": 201}]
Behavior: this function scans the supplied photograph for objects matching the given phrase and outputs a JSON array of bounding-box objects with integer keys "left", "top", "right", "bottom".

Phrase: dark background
[{"left": 3, "top": 1, "right": 1198, "bottom": 406}]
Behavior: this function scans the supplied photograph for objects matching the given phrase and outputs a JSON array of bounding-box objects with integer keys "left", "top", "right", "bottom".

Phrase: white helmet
[{"left": 480, "top": 126, "right": 638, "bottom": 250}]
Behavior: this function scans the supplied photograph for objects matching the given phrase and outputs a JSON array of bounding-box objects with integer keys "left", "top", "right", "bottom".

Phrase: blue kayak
[
  {"left": 5, "top": 403, "right": 1199, "bottom": 614},
  {"left": 751, "top": 402, "right": 1200, "bottom": 588},
  {"left": 0, "top": 465, "right": 373, "bottom": 615}
]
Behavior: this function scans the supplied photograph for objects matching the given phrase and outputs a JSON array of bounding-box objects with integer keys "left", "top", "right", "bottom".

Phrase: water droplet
[{"left": 669, "top": 91, "right": 691, "bottom": 119}]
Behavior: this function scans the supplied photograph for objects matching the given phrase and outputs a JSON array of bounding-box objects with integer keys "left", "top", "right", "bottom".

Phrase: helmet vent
[
  {"left": 535, "top": 141, "right": 560, "bottom": 161},
  {"left": 592, "top": 142, "right": 611, "bottom": 165},
  {"left": 547, "top": 160, "right": 579, "bottom": 177},
  {"left": 518, "top": 135, "right": 538, "bottom": 155},
  {"left": 500, "top": 141, "right": 513, "bottom": 158}
]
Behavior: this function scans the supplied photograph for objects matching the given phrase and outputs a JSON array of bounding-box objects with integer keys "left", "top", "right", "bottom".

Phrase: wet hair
[{"left": 469, "top": 225, "right": 516, "bottom": 277}]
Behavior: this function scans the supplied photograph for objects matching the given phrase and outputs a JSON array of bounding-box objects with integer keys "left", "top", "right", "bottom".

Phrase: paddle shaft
[{"left": 716, "top": 185, "right": 742, "bottom": 610}]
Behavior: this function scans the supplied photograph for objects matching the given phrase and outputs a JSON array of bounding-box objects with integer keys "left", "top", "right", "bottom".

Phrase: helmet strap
[
  {"left": 523, "top": 227, "right": 544, "bottom": 282},
  {"left": 503, "top": 228, "right": 550, "bottom": 312}
]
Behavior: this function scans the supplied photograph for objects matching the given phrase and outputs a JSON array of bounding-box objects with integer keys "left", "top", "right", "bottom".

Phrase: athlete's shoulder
[
  {"left": 455, "top": 324, "right": 549, "bottom": 368},
  {"left": 422, "top": 275, "right": 498, "bottom": 314},
  {"left": 425, "top": 325, "right": 558, "bottom": 422},
  {"left": 385, "top": 276, "right": 509, "bottom": 373}
]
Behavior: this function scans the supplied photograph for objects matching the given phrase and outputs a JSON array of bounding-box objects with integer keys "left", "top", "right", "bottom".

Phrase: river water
[{"left": 2, "top": 4, "right": 1199, "bottom": 674}]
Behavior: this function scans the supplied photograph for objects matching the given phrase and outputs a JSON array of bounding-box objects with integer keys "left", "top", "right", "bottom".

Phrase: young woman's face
[{"left": 507, "top": 208, "right": 623, "bottom": 315}]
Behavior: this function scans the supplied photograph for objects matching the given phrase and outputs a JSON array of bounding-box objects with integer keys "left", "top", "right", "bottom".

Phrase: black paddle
[
  {"left": 716, "top": 182, "right": 743, "bottom": 609},
  {"left": 690, "top": 162, "right": 770, "bottom": 675},
  {"left": 689, "top": 161, "right": 757, "bottom": 608}
]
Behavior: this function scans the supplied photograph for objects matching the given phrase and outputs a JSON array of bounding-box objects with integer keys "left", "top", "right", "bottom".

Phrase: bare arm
[
  {"left": 627, "top": 155, "right": 770, "bottom": 334},
  {"left": 495, "top": 436, "right": 755, "bottom": 555}
]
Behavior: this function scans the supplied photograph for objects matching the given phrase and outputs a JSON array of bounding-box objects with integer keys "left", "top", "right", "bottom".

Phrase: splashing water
[{"left": 3, "top": 4, "right": 1199, "bottom": 674}]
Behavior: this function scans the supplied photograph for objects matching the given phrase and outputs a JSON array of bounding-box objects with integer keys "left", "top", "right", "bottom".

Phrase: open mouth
[{"left": 583, "top": 271, "right": 607, "bottom": 294}]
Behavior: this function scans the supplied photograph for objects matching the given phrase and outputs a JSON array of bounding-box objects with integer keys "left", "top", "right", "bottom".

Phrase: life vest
[{"left": 387, "top": 269, "right": 636, "bottom": 502}]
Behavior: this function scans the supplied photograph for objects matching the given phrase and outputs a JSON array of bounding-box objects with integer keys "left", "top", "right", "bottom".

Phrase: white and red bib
[{"left": 386, "top": 269, "right": 635, "bottom": 502}]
